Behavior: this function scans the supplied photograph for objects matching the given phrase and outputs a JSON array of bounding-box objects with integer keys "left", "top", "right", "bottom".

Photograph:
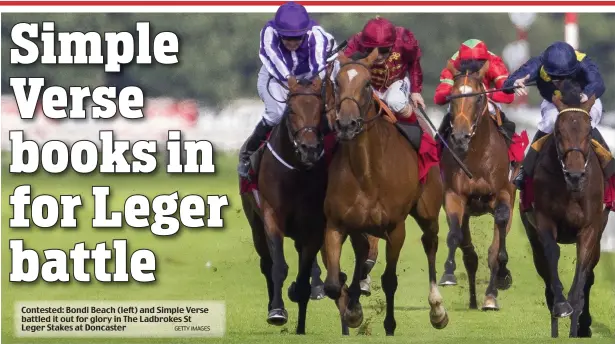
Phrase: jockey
[
  {"left": 237, "top": 1, "right": 337, "bottom": 178},
  {"left": 434, "top": 39, "right": 517, "bottom": 143},
  {"left": 502, "top": 41, "right": 608, "bottom": 190},
  {"left": 343, "top": 16, "right": 426, "bottom": 118}
]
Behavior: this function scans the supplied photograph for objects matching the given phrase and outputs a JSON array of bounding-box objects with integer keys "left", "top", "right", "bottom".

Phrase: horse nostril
[
  {"left": 350, "top": 119, "right": 358, "bottom": 128},
  {"left": 464, "top": 134, "right": 471, "bottom": 140},
  {"left": 300, "top": 143, "right": 308, "bottom": 151}
]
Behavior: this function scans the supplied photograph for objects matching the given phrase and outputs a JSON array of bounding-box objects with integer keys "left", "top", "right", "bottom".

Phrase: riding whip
[
  {"left": 446, "top": 81, "right": 537, "bottom": 101},
  {"left": 416, "top": 106, "right": 474, "bottom": 179}
]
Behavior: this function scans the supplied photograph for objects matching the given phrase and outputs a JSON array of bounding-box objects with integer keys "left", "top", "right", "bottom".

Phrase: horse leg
[
  {"left": 535, "top": 214, "right": 572, "bottom": 319},
  {"left": 412, "top": 211, "right": 450, "bottom": 329},
  {"left": 568, "top": 227, "right": 601, "bottom": 338},
  {"left": 289, "top": 238, "right": 322, "bottom": 334},
  {"left": 459, "top": 214, "right": 479, "bottom": 309},
  {"left": 577, "top": 270, "right": 595, "bottom": 337},
  {"left": 246, "top": 206, "right": 275, "bottom": 313},
  {"left": 522, "top": 212, "right": 557, "bottom": 337},
  {"left": 323, "top": 224, "right": 351, "bottom": 335},
  {"left": 494, "top": 191, "right": 514, "bottom": 290},
  {"left": 342, "top": 233, "right": 370, "bottom": 328},
  {"left": 310, "top": 256, "right": 325, "bottom": 300},
  {"left": 439, "top": 191, "right": 467, "bottom": 286},
  {"left": 262, "top": 203, "right": 289, "bottom": 325},
  {"left": 381, "top": 222, "right": 405, "bottom": 335},
  {"left": 483, "top": 192, "right": 513, "bottom": 310},
  {"left": 360, "top": 235, "right": 379, "bottom": 296}
]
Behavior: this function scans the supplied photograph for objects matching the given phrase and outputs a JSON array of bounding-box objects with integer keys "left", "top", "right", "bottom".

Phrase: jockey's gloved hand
[
  {"left": 513, "top": 74, "right": 530, "bottom": 97},
  {"left": 580, "top": 93, "right": 588, "bottom": 103}
]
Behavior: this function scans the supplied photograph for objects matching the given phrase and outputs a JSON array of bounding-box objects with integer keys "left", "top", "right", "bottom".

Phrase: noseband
[
  {"left": 284, "top": 87, "right": 327, "bottom": 154},
  {"left": 335, "top": 60, "right": 380, "bottom": 133},
  {"left": 553, "top": 107, "right": 592, "bottom": 174},
  {"left": 450, "top": 71, "right": 488, "bottom": 139}
]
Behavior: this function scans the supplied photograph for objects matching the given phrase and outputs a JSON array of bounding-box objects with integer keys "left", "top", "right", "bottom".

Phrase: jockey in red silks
[
  {"left": 344, "top": 16, "right": 426, "bottom": 118},
  {"left": 434, "top": 39, "right": 518, "bottom": 144},
  {"left": 342, "top": 16, "right": 437, "bottom": 295},
  {"left": 237, "top": 1, "right": 337, "bottom": 179}
]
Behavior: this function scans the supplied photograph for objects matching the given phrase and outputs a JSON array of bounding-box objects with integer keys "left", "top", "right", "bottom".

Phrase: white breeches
[
  {"left": 537, "top": 98, "right": 603, "bottom": 134},
  {"left": 374, "top": 77, "right": 411, "bottom": 114},
  {"left": 256, "top": 62, "right": 340, "bottom": 126}
]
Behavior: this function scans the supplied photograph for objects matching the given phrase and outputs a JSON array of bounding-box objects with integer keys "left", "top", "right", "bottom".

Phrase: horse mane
[
  {"left": 457, "top": 59, "right": 486, "bottom": 75},
  {"left": 558, "top": 79, "right": 583, "bottom": 107}
]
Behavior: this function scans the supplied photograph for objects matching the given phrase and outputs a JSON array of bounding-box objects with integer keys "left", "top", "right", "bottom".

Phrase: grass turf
[{"left": 2, "top": 152, "right": 614, "bottom": 343}]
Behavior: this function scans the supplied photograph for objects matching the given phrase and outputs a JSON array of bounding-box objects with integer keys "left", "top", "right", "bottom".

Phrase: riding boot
[
  {"left": 436, "top": 112, "right": 452, "bottom": 143},
  {"left": 513, "top": 130, "right": 548, "bottom": 190},
  {"left": 498, "top": 110, "right": 517, "bottom": 141},
  {"left": 238, "top": 118, "right": 274, "bottom": 178}
]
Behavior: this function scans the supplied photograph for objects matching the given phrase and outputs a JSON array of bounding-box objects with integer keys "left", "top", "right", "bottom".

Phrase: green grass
[{"left": 2, "top": 152, "right": 614, "bottom": 343}]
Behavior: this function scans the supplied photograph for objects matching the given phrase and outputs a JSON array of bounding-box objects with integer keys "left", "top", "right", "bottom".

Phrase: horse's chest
[{"left": 327, "top": 190, "right": 397, "bottom": 231}]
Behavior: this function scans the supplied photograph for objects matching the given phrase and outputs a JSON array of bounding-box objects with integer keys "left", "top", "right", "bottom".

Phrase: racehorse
[
  {"left": 239, "top": 74, "right": 338, "bottom": 335},
  {"left": 321, "top": 48, "right": 449, "bottom": 336},
  {"left": 437, "top": 59, "right": 517, "bottom": 310},
  {"left": 519, "top": 80, "right": 609, "bottom": 338}
]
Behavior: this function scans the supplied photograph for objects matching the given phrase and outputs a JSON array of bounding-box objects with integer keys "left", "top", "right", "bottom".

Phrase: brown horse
[
  {"left": 519, "top": 80, "right": 609, "bottom": 338},
  {"left": 437, "top": 60, "right": 517, "bottom": 310},
  {"left": 321, "top": 49, "right": 449, "bottom": 336},
  {"left": 240, "top": 74, "right": 339, "bottom": 334}
]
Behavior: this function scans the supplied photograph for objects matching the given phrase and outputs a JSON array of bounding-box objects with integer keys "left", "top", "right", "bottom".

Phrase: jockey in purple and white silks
[{"left": 238, "top": 1, "right": 338, "bottom": 178}]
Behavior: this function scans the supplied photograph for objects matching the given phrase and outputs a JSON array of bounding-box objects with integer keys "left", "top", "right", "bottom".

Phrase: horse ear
[
  {"left": 583, "top": 94, "right": 596, "bottom": 112},
  {"left": 552, "top": 93, "right": 564, "bottom": 111},
  {"left": 363, "top": 48, "right": 379, "bottom": 66},
  {"left": 478, "top": 60, "right": 490, "bottom": 79},
  {"left": 446, "top": 60, "right": 459, "bottom": 76},
  {"left": 311, "top": 75, "right": 322, "bottom": 92},
  {"left": 288, "top": 76, "right": 298, "bottom": 91}
]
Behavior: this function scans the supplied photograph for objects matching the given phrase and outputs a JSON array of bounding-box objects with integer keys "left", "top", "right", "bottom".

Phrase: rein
[
  {"left": 553, "top": 107, "right": 592, "bottom": 174},
  {"left": 446, "top": 81, "right": 537, "bottom": 101},
  {"left": 450, "top": 71, "right": 489, "bottom": 140}
]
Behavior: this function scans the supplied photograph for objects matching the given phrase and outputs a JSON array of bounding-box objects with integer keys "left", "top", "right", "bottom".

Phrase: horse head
[
  {"left": 551, "top": 79, "right": 596, "bottom": 192},
  {"left": 333, "top": 48, "right": 379, "bottom": 141},
  {"left": 447, "top": 59, "right": 490, "bottom": 153},
  {"left": 285, "top": 75, "right": 327, "bottom": 167}
]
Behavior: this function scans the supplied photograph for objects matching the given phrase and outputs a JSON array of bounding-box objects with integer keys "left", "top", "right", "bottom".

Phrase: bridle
[
  {"left": 334, "top": 60, "right": 381, "bottom": 135},
  {"left": 450, "top": 71, "right": 489, "bottom": 139},
  {"left": 553, "top": 107, "right": 592, "bottom": 174}
]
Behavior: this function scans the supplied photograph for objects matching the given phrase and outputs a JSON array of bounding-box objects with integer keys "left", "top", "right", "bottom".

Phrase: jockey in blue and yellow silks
[
  {"left": 503, "top": 41, "right": 610, "bottom": 187},
  {"left": 503, "top": 41, "right": 615, "bottom": 211}
]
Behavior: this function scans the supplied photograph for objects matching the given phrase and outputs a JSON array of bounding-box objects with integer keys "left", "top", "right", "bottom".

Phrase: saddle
[{"left": 372, "top": 93, "right": 422, "bottom": 151}]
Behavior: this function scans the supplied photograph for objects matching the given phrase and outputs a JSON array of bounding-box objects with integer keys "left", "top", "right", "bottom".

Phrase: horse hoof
[
  {"left": 359, "top": 275, "right": 371, "bottom": 296},
  {"left": 431, "top": 310, "right": 449, "bottom": 329},
  {"left": 496, "top": 272, "right": 513, "bottom": 290},
  {"left": 267, "top": 308, "right": 288, "bottom": 326},
  {"left": 343, "top": 303, "right": 364, "bottom": 328},
  {"left": 578, "top": 327, "right": 592, "bottom": 338},
  {"left": 481, "top": 295, "right": 500, "bottom": 311},
  {"left": 438, "top": 273, "right": 457, "bottom": 286},
  {"left": 288, "top": 282, "right": 299, "bottom": 303},
  {"left": 310, "top": 284, "right": 325, "bottom": 300},
  {"left": 553, "top": 302, "right": 573, "bottom": 318}
]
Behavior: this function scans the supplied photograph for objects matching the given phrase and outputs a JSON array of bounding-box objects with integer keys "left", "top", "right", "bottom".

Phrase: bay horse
[
  {"left": 239, "top": 74, "right": 338, "bottom": 334},
  {"left": 519, "top": 80, "right": 609, "bottom": 338},
  {"left": 322, "top": 48, "right": 449, "bottom": 335},
  {"left": 437, "top": 59, "right": 517, "bottom": 311}
]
